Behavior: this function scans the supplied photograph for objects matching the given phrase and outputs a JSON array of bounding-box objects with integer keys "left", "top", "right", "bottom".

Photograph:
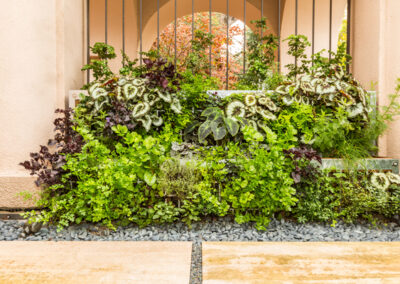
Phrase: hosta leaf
[
  {"left": 210, "top": 121, "right": 227, "bottom": 141},
  {"left": 156, "top": 89, "right": 171, "bottom": 103},
  {"left": 123, "top": 84, "right": 139, "bottom": 99},
  {"left": 224, "top": 117, "right": 239, "bottom": 136}
]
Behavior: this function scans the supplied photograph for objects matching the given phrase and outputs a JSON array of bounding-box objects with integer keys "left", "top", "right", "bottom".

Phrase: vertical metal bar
[
  {"left": 243, "top": 0, "right": 246, "bottom": 74},
  {"left": 329, "top": 0, "right": 332, "bottom": 60},
  {"left": 122, "top": 0, "right": 125, "bottom": 57},
  {"left": 86, "top": 0, "right": 90, "bottom": 84},
  {"left": 312, "top": 0, "right": 315, "bottom": 66},
  {"left": 278, "top": 0, "right": 281, "bottom": 73},
  {"left": 192, "top": 0, "right": 194, "bottom": 44},
  {"left": 174, "top": 0, "right": 177, "bottom": 67},
  {"left": 209, "top": 0, "right": 212, "bottom": 76},
  {"left": 295, "top": 0, "right": 298, "bottom": 72},
  {"left": 157, "top": 0, "right": 160, "bottom": 52},
  {"left": 295, "top": 0, "right": 298, "bottom": 35},
  {"left": 191, "top": 0, "right": 194, "bottom": 74},
  {"left": 226, "top": 0, "right": 229, "bottom": 90},
  {"left": 140, "top": 0, "right": 142, "bottom": 66},
  {"left": 105, "top": 0, "right": 108, "bottom": 44},
  {"left": 346, "top": 0, "right": 351, "bottom": 72},
  {"left": 260, "top": 0, "right": 263, "bottom": 38}
]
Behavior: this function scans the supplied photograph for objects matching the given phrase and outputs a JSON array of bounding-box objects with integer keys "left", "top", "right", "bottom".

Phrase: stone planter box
[
  {"left": 69, "top": 89, "right": 399, "bottom": 174},
  {"left": 321, "top": 158, "right": 399, "bottom": 174}
]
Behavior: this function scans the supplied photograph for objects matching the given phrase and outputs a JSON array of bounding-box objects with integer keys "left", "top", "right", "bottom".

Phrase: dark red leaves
[{"left": 19, "top": 108, "right": 84, "bottom": 188}]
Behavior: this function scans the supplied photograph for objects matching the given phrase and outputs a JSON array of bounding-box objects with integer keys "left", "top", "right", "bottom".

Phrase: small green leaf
[
  {"left": 144, "top": 172, "right": 156, "bottom": 187},
  {"left": 143, "top": 136, "right": 156, "bottom": 149}
]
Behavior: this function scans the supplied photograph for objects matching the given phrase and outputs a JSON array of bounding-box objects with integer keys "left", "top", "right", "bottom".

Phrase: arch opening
[{"left": 149, "top": 12, "right": 256, "bottom": 88}]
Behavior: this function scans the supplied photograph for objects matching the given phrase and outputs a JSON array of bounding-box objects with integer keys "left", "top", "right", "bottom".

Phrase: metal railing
[{"left": 86, "top": 0, "right": 352, "bottom": 88}]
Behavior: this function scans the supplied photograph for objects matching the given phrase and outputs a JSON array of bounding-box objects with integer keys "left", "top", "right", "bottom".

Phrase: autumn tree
[{"left": 151, "top": 12, "right": 245, "bottom": 89}]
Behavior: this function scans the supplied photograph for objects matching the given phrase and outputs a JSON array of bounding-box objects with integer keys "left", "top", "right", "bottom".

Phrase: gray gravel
[{"left": 1, "top": 217, "right": 399, "bottom": 283}]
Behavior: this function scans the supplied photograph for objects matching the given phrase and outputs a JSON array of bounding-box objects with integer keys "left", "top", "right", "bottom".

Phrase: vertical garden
[{"left": 21, "top": 19, "right": 400, "bottom": 230}]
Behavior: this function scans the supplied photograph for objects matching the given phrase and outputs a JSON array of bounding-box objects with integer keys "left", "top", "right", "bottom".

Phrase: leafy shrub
[
  {"left": 195, "top": 127, "right": 297, "bottom": 229},
  {"left": 20, "top": 108, "right": 84, "bottom": 187},
  {"left": 235, "top": 18, "right": 282, "bottom": 90},
  {"left": 292, "top": 170, "right": 400, "bottom": 224},
  {"left": 25, "top": 125, "right": 170, "bottom": 230},
  {"left": 158, "top": 158, "right": 202, "bottom": 202},
  {"left": 284, "top": 146, "right": 322, "bottom": 183}
]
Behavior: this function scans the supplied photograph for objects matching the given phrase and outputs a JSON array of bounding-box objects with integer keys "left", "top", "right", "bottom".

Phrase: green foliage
[
  {"left": 197, "top": 134, "right": 297, "bottom": 229},
  {"left": 185, "top": 30, "right": 214, "bottom": 75},
  {"left": 195, "top": 107, "right": 240, "bottom": 144},
  {"left": 293, "top": 169, "right": 400, "bottom": 224},
  {"left": 81, "top": 43, "right": 117, "bottom": 86},
  {"left": 21, "top": 36, "right": 400, "bottom": 232},
  {"left": 24, "top": 126, "right": 169, "bottom": 230},
  {"left": 236, "top": 18, "right": 283, "bottom": 90},
  {"left": 158, "top": 158, "right": 202, "bottom": 201},
  {"left": 179, "top": 71, "right": 222, "bottom": 117},
  {"left": 284, "top": 35, "right": 311, "bottom": 78}
]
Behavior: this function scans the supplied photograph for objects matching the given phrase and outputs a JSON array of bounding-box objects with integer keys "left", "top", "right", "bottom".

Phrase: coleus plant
[
  {"left": 20, "top": 108, "right": 84, "bottom": 188},
  {"left": 284, "top": 146, "right": 322, "bottom": 183},
  {"left": 275, "top": 64, "right": 371, "bottom": 120}
]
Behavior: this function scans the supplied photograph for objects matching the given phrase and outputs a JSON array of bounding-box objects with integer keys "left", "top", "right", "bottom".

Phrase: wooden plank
[{"left": 203, "top": 242, "right": 400, "bottom": 283}]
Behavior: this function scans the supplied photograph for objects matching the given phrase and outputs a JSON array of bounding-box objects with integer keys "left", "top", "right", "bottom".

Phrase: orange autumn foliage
[{"left": 151, "top": 12, "right": 245, "bottom": 89}]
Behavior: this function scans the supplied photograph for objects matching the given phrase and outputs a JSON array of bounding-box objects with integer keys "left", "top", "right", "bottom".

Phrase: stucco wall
[
  {"left": 0, "top": 0, "right": 84, "bottom": 208},
  {"left": 352, "top": 0, "right": 400, "bottom": 159},
  {"left": 280, "top": 0, "right": 346, "bottom": 72}
]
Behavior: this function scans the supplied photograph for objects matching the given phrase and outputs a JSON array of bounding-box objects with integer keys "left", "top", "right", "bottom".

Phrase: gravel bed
[
  {"left": 1, "top": 217, "right": 399, "bottom": 283},
  {"left": 3, "top": 217, "right": 399, "bottom": 243},
  {"left": 190, "top": 241, "right": 202, "bottom": 284}
]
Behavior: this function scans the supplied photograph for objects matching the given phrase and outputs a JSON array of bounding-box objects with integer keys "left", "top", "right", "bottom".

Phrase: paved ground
[
  {"left": 0, "top": 241, "right": 192, "bottom": 284},
  {"left": 1, "top": 241, "right": 400, "bottom": 283},
  {"left": 202, "top": 242, "right": 400, "bottom": 283}
]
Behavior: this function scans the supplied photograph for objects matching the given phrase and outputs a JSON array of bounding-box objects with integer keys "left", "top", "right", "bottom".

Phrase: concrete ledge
[
  {"left": 0, "top": 176, "right": 39, "bottom": 209},
  {"left": 0, "top": 241, "right": 192, "bottom": 283}
]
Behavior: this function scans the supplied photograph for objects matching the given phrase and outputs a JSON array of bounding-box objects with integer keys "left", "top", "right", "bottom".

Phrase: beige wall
[
  {"left": 352, "top": 0, "right": 400, "bottom": 158},
  {"left": 0, "top": 0, "right": 84, "bottom": 208},
  {"left": 280, "top": 0, "right": 347, "bottom": 72}
]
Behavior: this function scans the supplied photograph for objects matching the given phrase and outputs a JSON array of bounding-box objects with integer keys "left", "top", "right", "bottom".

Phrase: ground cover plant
[{"left": 21, "top": 24, "right": 400, "bottom": 230}]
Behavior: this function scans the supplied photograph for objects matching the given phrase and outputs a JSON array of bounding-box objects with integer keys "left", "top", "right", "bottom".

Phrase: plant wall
[{"left": 20, "top": 21, "right": 400, "bottom": 230}]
